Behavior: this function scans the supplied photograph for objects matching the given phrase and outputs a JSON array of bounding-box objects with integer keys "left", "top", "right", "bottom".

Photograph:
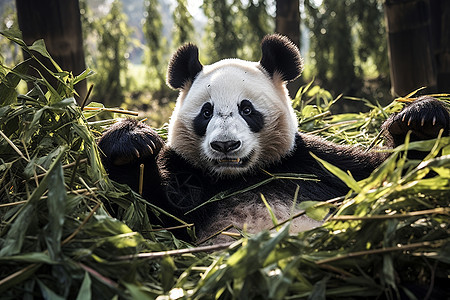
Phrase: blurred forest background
[{"left": 1, "top": 0, "right": 449, "bottom": 126}]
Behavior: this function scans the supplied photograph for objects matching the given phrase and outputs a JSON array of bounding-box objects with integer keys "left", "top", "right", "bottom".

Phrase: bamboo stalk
[
  {"left": 315, "top": 239, "right": 446, "bottom": 265},
  {"left": 0, "top": 130, "right": 27, "bottom": 161},
  {"left": 115, "top": 242, "right": 234, "bottom": 261},
  {"left": 83, "top": 107, "right": 139, "bottom": 116},
  {"left": 80, "top": 84, "right": 94, "bottom": 110},
  {"left": 61, "top": 201, "right": 102, "bottom": 246},
  {"left": 0, "top": 263, "right": 41, "bottom": 289},
  {"left": 78, "top": 262, "right": 118, "bottom": 288},
  {"left": 221, "top": 231, "right": 241, "bottom": 238},
  {"left": 307, "top": 120, "right": 360, "bottom": 135},
  {"left": 196, "top": 224, "right": 234, "bottom": 245},
  {"left": 24, "top": 158, "right": 88, "bottom": 182},
  {"left": 146, "top": 223, "right": 195, "bottom": 232},
  {"left": 0, "top": 188, "right": 99, "bottom": 208},
  {"left": 139, "top": 163, "right": 144, "bottom": 195},
  {"left": 331, "top": 207, "right": 449, "bottom": 221},
  {"left": 0, "top": 200, "right": 27, "bottom": 208}
]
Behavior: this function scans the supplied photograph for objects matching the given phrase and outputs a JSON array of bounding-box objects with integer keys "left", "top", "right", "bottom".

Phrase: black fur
[
  {"left": 238, "top": 100, "right": 265, "bottom": 132},
  {"left": 193, "top": 102, "right": 213, "bottom": 136},
  {"left": 167, "top": 43, "right": 203, "bottom": 89},
  {"left": 259, "top": 34, "right": 304, "bottom": 81}
]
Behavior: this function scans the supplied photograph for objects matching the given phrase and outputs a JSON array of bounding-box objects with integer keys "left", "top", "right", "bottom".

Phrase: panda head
[{"left": 166, "top": 34, "right": 303, "bottom": 177}]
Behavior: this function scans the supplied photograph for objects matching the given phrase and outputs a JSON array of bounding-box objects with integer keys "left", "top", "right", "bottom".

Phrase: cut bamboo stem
[{"left": 139, "top": 163, "right": 144, "bottom": 195}]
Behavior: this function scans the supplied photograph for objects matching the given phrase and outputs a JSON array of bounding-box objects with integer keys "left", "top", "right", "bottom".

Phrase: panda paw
[
  {"left": 387, "top": 96, "right": 450, "bottom": 146},
  {"left": 98, "top": 118, "right": 164, "bottom": 168}
]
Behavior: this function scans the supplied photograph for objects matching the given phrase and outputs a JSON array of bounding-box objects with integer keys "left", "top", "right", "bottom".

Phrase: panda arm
[
  {"left": 293, "top": 133, "right": 386, "bottom": 181},
  {"left": 98, "top": 119, "right": 166, "bottom": 205},
  {"left": 293, "top": 97, "right": 450, "bottom": 180}
]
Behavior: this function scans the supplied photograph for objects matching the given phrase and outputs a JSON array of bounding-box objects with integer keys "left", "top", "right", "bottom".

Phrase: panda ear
[
  {"left": 167, "top": 43, "right": 203, "bottom": 89},
  {"left": 259, "top": 34, "right": 303, "bottom": 82}
]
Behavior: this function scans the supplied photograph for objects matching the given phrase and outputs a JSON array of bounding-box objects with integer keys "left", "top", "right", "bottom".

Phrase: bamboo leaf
[
  {"left": 37, "top": 279, "right": 65, "bottom": 300},
  {"left": 0, "top": 146, "right": 67, "bottom": 257},
  {"left": 0, "top": 252, "right": 54, "bottom": 264},
  {"left": 45, "top": 160, "right": 66, "bottom": 259},
  {"left": 122, "top": 282, "right": 154, "bottom": 300},
  {"left": 298, "top": 201, "right": 333, "bottom": 221},
  {"left": 260, "top": 193, "right": 279, "bottom": 226},
  {"left": 310, "top": 152, "right": 362, "bottom": 193},
  {"left": 28, "top": 39, "right": 63, "bottom": 73},
  {"left": 308, "top": 275, "right": 328, "bottom": 300},
  {"left": 0, "top": 60, "right": 29, "bottom": 106},
  {"left": 75, "top": 272, "right": 92, "bottom": 300}
]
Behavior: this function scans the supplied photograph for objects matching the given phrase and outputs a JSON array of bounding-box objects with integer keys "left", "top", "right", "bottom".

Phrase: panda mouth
[
  {"left": 219, "top": 158, "right": 241, "bottom": 164},
  {"left": 214, "top": 156, "right": 250, "bottom": 167}
]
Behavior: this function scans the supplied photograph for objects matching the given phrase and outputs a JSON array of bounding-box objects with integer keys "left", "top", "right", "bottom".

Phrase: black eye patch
[
  {"left": 193, "top": 102, "right": 213, "bottom": 136},
  {"left": 238, "top": 100, "right": 264, "bottom": 132}
]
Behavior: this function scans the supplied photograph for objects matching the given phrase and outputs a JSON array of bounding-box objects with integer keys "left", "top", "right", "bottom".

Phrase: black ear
[
  {"left": 259, "top": 34, "right": 303, "bottom": 82},
  {"left": 167, "top": 43, "right": 203, "bottom": 89}
]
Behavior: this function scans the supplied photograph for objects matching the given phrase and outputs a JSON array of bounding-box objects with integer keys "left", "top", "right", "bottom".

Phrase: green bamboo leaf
[
  {"left": 382, "top": 254, "right": 396, "bottom": 290},
  {"left": 75, "top": 272, "right": 92, "bottom": 300},
  {"left": 310, "top": 152, "right": 362, "bottom": 193},
  {"left": 160, "top": 256, "right": 176, "bottom": 292},
  {"left": 73, "top": 68, "right": 95, "bottom": 85},
  {"left": 0, "top": 29, "right": 26, "bottom": 47},
  {"left": 28, "top": 39, "right": 63, "bottom": 73},
  {"left": 45, "top": 160, "right": 66, "bottom": 259},
  {"left": 0, "top": 204, "right": 36, "bottom": 257},
  {"left": 259, "top": 224, "right": 290, "bottom": 262},
  {"left": 0, "top": 60, "right": 29, "bottom": 106},
  {"left": 267, "top": 257, "right": 301, "bottom": 299},
  {"left": 260, "top": 193, "right": 279, "bottom": 226},
  {"left": 122, "top": 282, "right": 154, "bottom": 300},
  {"left": 0, "top": 146, "right": 67, "bottom": 257},
  {"left": 308, "top": 275, "right": 329, "bottom": 300},
  {"left": 298, "top": 201, "right": 333, "bottom": 221},
  {"left": 37, "top": 279, "right": 65, "bottom": 300},
  {"left": 0, "top": 252, "right": 55, "bottom": 264}
]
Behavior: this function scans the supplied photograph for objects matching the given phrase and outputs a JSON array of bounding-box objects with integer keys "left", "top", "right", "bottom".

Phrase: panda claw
[
  {"left": 149, "top": 140, "right": 156, "bottom": 150},
  {"left": 433, "top": 116, "right": 436, "bottom": 126},
  {"left": 148, "top": 144, "right": 154, "bottom": 155},
  {"left": 134, "top": 148, "right": 140, "bottom": 158},
  {"left": 407, "top": 116, "right": 412, "bottom": 126},
  {"left": 421, "top": 117, "right": 425, "bottom": 127},
  {"left": 402, "top": 114, "right": 406, "bottom": 122}
]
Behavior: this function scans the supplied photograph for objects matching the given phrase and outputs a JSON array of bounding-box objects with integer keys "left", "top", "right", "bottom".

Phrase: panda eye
[
  {"left": 239, "top": 100, "right": 253, "bottom": 116},
  {"left": 201, "top": 102, "right": 213, "bottom": 119},
  {"left": 242, "top": 106, "right": 252, "bottom": 116},
  {"left": 203, "top": 109, "right": 212, "bottom": 119},
  {"left": 239, "top": 99, "right": 264, "bottom": 133}
]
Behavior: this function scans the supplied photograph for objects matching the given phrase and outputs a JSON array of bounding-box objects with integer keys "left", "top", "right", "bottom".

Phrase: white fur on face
[{"left": 168, "top": 59, "right": 298, "bottom": 177}]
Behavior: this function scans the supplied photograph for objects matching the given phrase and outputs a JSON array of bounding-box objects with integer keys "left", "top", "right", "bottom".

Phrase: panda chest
[{"left": 197, "top": 188, "right": 323, "bottom": 242}]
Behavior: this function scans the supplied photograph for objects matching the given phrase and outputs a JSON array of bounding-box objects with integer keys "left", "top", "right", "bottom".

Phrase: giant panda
[{"left": 98, "top": 34, "right": 450, "bottom": 243}]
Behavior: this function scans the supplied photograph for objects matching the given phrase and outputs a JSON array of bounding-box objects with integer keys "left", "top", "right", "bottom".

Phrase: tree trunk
[
  {"left": 430, "top": 0, "right": 450, "bottom": 92},
  {"left": 16, "top": 0, "right": 87, "bottom": 104},
  {"left": 276, "top": 0, "right": 302, "bottom": 98},
  {"left": 276, "top": 0, "right": 300, "bottom": 47},
  {"left": 384, "top": 0, "right": 437, "bottom": 96}
]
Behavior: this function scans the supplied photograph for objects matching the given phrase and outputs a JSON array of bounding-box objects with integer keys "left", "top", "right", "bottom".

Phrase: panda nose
[{"left": 210, "top": 140, "right": 241, "bottom": 154}]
